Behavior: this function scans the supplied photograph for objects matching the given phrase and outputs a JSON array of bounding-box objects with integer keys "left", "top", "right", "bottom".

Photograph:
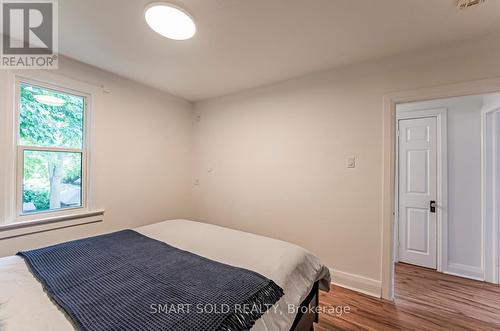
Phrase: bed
[{"left": 0, "top": 219, "right": 330, "bottom": 331}]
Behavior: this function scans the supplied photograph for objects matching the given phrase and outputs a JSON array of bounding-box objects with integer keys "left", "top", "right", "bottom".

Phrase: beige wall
[
  {"left": 191, "top": 32, "right": 500, "bottom": 286},
  {"left": 0, "top": 57, "right": 194, "bottom": 256}
]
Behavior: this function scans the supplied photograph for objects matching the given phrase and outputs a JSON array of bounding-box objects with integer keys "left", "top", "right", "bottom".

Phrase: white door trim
[
  {"left": 396, "top": 108, "right": 448, "bottom": 272},
  {"left": 482, "top": 102, "right": 500, "bottom": 284},
  {"left": 382, "top": 76, "right": 500, "bottom": 300}
]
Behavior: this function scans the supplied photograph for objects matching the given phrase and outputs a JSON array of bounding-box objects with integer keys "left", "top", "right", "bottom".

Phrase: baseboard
[
  {"left": 329, "top": 268, "right": 382, "bottom": 298},
  {"left": 445, "top": 263, "right": 484, "bottom": 281}
]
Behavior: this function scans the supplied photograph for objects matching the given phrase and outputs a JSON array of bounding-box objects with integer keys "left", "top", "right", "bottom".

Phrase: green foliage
[
  {"left": 19, "top": 83, "right": 84, "bottom": 148},
  {"left": 62, "top": 152, "right": 82, "bottom": 184},
  {"left": 23, "top": 189, "right": 50, "bottom": 211},
  {"left": 62, "top": 172, "right": 81, "bottom": 185},
  {"left": 19, "top": 83, "right": 85, "bottom": 211},
  {"left": 23, "top": 151, "right": 47, "bottom": 181}
]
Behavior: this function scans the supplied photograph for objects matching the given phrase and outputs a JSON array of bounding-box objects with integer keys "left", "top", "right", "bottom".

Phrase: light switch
[{"left": 347, "top": 157, "right": 356, "bottom": 168}]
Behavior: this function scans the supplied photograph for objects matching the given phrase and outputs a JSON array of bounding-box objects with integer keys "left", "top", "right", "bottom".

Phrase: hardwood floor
[{"left": 316, "top": 263, "right": 500, "bottom": 331}]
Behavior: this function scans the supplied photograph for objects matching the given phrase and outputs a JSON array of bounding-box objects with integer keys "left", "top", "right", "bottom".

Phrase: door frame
[
  {"left": 381, "top": 77, "right": 500, "bottom": 300},
  {"left": 395, "top": 108, "right": 448, "bottom": 272},
  {"left": 482, "top": 102, "right": 500, "bottom": 284}
]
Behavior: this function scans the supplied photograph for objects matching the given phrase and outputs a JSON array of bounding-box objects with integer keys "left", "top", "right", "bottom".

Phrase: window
[{"left": 16, "top": 80, "right": 88, "bottom": 217}]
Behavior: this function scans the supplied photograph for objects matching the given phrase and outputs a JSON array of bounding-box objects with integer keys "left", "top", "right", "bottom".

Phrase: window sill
[{"left": 0, "top": 210, "right": 105, "bottom": 240}]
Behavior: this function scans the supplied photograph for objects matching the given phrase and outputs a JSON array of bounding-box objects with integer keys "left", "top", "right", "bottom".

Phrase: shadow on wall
[{"left": 0, "top": 303, "right": 4, "bottom": 331}]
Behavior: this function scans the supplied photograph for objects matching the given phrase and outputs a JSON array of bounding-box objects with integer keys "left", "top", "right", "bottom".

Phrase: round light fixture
[
  {"left": 34, "top": 95, "right": 66, "bottom": 107},
  {"left": 145, "top": 2, "right": 196, "bottom": 40}
]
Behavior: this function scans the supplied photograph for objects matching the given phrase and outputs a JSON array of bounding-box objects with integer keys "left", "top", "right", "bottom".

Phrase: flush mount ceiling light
[
  {"left": 145, "top": 2, "right": 196, "bottom": 40},
  {"left": 34, "top": 95, "right": 66, "bottom": 107}
]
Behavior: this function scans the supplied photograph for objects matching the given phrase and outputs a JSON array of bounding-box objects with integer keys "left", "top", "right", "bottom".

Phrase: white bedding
[{"left": 0, "top": 219, "right": 330, "bottom": 331}]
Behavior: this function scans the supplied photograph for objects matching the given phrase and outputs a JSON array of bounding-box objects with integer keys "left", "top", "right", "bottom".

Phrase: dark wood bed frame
[{"left": 289, "top": 282, "right": 319, "bottom": 331}]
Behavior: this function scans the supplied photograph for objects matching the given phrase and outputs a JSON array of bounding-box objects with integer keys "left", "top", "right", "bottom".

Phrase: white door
[{"left": 398, "top": 117, "right": 437, "bottom": 269}]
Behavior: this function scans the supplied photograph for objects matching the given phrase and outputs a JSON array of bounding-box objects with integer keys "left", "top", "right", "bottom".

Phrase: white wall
[
  {"left": 191, "top": 32, "right": 500, "bottom": 295},
  {"left": 397, "top": 95, "right": 484, "bottom": 278},
  {"left": 0, "top": 57, "right": 194, "bottom": 256},
  {"left": 3, "top": 32, "right": 500, "bottom": 296},
  {"left": 483, "top": 92, "right": 500, "bottom": 106}
]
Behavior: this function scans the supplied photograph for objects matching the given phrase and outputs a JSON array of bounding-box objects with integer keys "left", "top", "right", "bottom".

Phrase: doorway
[
  {"left": 394, "top": 93, "right": 500, "bottom": 283},
  {"left": 382, "top": 78, "right": 500, "bottom": 300}
]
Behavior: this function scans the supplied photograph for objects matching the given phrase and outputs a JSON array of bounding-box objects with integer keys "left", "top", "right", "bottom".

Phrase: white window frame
[{"left": 14, "top": 77, "right": 91, "bottom": 222}]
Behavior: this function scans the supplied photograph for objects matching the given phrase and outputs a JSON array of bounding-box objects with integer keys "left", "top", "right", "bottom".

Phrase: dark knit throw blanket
[{"left": 17, "top": 230, "right": 284, "bottom": 331}]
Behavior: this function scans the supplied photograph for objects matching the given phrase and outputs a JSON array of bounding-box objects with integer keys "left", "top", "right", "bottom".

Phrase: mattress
[{"left": 0, "top": 219, "right": 330, "bottom": 331}]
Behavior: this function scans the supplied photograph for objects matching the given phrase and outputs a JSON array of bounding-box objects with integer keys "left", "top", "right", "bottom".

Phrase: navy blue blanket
[{"left": 17, "top": 230, "right": 284, "bottom": 331}]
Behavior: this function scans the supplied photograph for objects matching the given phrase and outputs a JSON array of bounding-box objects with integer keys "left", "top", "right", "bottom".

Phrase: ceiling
[{"left": 59, "top": 0, "right": 500, "bottom": 101}]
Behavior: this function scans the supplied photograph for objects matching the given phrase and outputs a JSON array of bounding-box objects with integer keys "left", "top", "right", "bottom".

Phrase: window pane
[
  {"left": 22, "top": 151, "right": 83, "bottom": 214},
  {"left": 19, "top": 83, "right": 84, "bottom": 149}
]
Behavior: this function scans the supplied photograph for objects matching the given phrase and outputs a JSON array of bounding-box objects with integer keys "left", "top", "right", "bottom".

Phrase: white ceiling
[{"left": 59, "top": 0, "right": 500, "bottom": 101}]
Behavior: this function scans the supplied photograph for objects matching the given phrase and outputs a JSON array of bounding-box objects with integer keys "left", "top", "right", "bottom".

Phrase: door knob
[{"left": 430, "top": 201, "right": 436, "bottom": 213}]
